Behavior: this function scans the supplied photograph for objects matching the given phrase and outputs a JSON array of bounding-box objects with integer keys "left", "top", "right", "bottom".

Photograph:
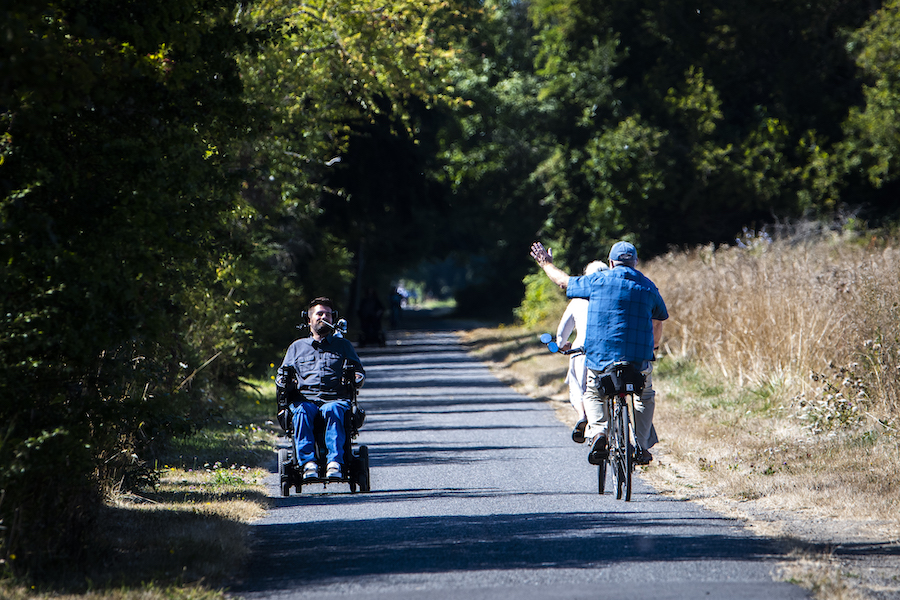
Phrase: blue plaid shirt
[{"left": 567, "top": 266, "right": 668, "bottom": 372}]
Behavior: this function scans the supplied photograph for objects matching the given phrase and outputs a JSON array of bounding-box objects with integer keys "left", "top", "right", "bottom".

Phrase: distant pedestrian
[{"left": 390, "top": 286, "right": 404, "bottom": 328}]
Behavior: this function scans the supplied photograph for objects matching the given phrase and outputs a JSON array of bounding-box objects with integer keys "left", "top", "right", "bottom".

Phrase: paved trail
[{"left": 230, "top": 323, "right": 809, "bottom": 600}]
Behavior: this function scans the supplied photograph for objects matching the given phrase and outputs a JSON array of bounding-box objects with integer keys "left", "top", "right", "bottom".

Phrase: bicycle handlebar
[
  {"left": 557, "top": 346, "right": 585, "bottom": 356},
  {"left": 539, "top": 332, "right": 584, "bottom": 356}
]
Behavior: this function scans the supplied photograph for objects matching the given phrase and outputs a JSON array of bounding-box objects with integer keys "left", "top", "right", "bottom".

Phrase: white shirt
[{"left": 556, "top": 298, "right": 589, "bottom": 349}]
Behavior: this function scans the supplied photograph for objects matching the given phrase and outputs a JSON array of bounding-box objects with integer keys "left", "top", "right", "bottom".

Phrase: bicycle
[
  {"left": 595, "top": 361, "right": 645, "bottom": 501},
  {"left": 541, "top": 334, "right": 644, "bottom": 501}
]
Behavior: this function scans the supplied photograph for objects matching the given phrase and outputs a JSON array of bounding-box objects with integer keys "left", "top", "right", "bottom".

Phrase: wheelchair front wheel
[{"left": 278, "top": 448, "right": 291, "bottom": 497}]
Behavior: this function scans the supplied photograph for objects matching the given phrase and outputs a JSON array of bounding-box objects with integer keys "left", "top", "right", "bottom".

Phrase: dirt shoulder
[
  {"left": 458, "top": 325, "right": 900, "bottom": 600},
  {"left": 643, "top": 440, "right": 900, "bottom": 600}
]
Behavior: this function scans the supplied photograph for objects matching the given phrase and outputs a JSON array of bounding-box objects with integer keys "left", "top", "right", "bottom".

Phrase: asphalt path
[{"left": 229, "top": 317, "right": 809, "bottom": 600}]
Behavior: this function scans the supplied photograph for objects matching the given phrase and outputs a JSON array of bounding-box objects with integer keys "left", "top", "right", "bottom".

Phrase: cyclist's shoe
[
  {"left": 588, "top": 435, "right": 609, "bottom": 464},
  {"left": 571, "top": 418, "right": 588, "bottom": 444},
  {"left": 635, "top": 449, "right": 653, "bottom": 465}
]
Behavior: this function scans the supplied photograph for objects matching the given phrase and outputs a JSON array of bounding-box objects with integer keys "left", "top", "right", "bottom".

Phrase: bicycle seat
[{"left": 599, "top": 362, "right": 645, "bottom": 397}]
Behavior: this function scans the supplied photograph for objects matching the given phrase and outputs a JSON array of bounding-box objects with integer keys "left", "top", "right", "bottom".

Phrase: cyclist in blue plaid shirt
[{"left": 530, "top": 240, "right": 668, "bottom": 465}]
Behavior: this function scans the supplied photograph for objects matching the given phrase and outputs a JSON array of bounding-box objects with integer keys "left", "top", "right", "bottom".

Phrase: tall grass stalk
[{"left": 644, "top": 229, "right": 900, "bottom": 430}]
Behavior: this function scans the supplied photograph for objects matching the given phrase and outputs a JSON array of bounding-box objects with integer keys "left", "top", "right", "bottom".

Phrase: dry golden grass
[
  {"left": 637, "top": 230, "right": 900, "bottom": 539},
  {"left": 645, "top": 228, "right": 900, "bottom": 427},
  {"left": 0, "top": 583, "right": 227, "bottom": 600},
  {"left": 5, "top": 465, "right": 270, "bottom": 600},
  {"left": 645, "top": 391, "right": 900, "bottom": 531},
  {"left": 778, "top": 552, "right": 872, "bottom": 600},
  {"left": 109, "top": 466, "right": 268, "bottom": 587}
]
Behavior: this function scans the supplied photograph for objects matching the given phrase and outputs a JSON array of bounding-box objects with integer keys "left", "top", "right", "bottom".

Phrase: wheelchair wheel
[
  {"left": 357, "top": 445, "right": 371, "bottom": 492},
  {"left": 278, "top": 448, "right": 291, "bottom": 497},
  {"left": 349, "top": 447, "right": 361, "bottom": 493}
]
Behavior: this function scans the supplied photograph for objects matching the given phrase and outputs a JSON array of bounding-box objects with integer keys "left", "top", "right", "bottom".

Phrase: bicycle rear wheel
[
  {"left": 620, "top": 398, "right": 633, "bottom": 501},
  {"left": 611, "top": 399, "right": 633, "bottom": 501}
]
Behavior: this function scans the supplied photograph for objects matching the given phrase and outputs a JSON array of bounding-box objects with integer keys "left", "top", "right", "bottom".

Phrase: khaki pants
[{"left": 583, "top": 364, "right": 658, "bottom": 450}]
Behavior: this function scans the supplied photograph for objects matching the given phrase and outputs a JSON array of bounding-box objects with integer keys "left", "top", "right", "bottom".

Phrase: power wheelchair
[{"left": 275, "top": 363, "right": 371, "bottom": 495}]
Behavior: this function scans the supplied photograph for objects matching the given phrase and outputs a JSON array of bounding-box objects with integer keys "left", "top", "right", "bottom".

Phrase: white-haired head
[{"left": 584, "top": 260, "right": 607, "bottom": 275}]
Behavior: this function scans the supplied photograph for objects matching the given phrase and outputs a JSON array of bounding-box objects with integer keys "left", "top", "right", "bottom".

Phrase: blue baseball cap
[{"left": 608, "top": 241, "right": 637, "bottom": 265}]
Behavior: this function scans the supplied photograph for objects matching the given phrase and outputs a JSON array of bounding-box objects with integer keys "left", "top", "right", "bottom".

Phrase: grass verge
[{"left": 3, "top": 381, "right": 278, "bottom": 600}]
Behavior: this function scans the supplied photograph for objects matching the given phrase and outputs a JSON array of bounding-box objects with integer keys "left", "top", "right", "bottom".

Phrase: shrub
[{"left": 514, "top": 272, "right": 568, "bottom": 327}]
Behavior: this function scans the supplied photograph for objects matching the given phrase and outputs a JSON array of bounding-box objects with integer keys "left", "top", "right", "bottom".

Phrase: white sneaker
[
  {"left": 325, "top": 461, "right": 342, "bottom": 480},
  {"left": 302, "top": 461, "right": 318, "bottom": 480}
]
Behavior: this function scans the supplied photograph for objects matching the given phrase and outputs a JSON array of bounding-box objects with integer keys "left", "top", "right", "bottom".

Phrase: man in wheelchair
[{"left": 276, "top": 296, "right": 365, "bottom": 482}]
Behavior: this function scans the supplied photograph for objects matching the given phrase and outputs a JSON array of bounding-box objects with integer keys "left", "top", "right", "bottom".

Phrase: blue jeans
[{"left": 290, "top": 400, "right": 350, "bottom": 466}]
